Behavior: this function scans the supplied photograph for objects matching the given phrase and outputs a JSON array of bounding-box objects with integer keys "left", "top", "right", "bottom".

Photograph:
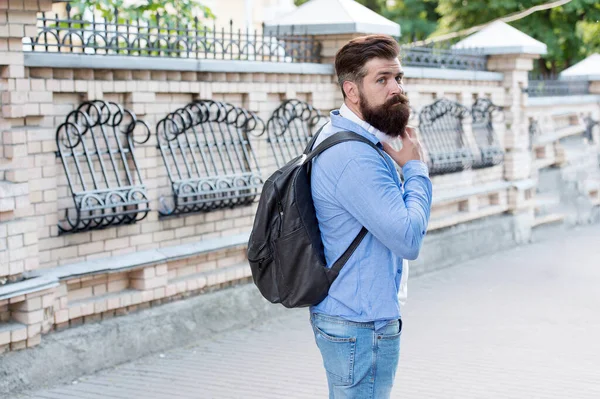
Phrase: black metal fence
[
  {"left": 401, "top": 45, "right": 487, "bottom": 71},
  {"left": 156, "top": 100, "right": 264, "bottom": 216},
  {"left": 26, "top": 5, "right": 321, "bottom": 63},
  {"left": 584, "top": 116, "right": 599, "bottom": 143},
  {"left": 56, "top": 100, "right": 151, "bottom": 234},
  {"left": 418, "top": 98, "right": 504, "bottom": 175},
  {"left": 470, "top": 98, "right": 504, "bottom": 167},
  {"left": 266, "top": 100, "right": 328, "bottom": 168},
  {"left": 525, "top": 76, "right": 590, "bottom": 97}
]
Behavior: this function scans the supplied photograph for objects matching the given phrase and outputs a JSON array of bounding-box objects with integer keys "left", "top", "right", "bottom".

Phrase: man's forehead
[{"left": 364, "top": 57, "right": 403, "bottom": 75}]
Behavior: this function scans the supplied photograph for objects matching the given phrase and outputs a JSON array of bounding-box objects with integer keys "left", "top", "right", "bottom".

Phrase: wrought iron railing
[
  {"left": 418, "top": 99, "right": 475, "bottom": 175},
  {"left": 471, "top": 98, "right": 505, "bottom": 168},
  {"left": 56, "top": 100, "right": 151, "bottom": 234},
  {"left": 266, "top": 99, "right": 328, "bottom": 168},
  {"left": 25, "top": 5, "right": 321, "bottom": 63},
  {"left": 156, "top": 100, "right": 264, "bottom": 216},
  {"left": 525, "top": 77, "right": 590, "bottom": 97},
  {"left": 401, "top": 45, "right": 487, "bottom": 71},
  {"left": 584, "top": 116, "right": 599, "bottom": 143}
]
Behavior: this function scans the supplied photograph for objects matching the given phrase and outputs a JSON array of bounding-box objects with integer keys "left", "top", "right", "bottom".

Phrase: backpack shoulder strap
[
  {"left": 303, "top": 125, "right": 326, "bottom": 155},
  {"left": 304, "top": 131, "right": 387, "bottom": 164},
  {"left": 304, "top": 131, "right": 387, "bottom": 274}
]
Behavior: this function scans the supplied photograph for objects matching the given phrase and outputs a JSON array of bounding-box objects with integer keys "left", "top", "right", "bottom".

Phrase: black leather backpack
[{"left": 247, "top": 128, "right": 384, "bottom": 308}]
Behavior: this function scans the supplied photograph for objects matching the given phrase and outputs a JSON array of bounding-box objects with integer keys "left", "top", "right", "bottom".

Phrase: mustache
[{"left": 385, "top": 94, "right": 410, "bottom": 107}]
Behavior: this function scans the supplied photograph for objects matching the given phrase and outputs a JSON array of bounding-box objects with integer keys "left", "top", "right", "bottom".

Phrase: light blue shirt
[{"left": 310, "top": 108, "right": 433, "bottom": 330}]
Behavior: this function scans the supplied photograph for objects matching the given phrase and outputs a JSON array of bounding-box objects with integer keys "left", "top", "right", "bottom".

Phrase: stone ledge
[
  {"left": 404, "top": 66, "right": 504, "bottom": 82},
  {"left": 23, "top": 53, "right": 335, "bottom": 75},
  {"left": 0, "top": 233, "right": 250, "bottom": 301},
  {"left": 28, "top": 232, "right": 250, "bottom": 281},
  {"left": 433, "top": 180, "right": 511, "bottom": 205}
]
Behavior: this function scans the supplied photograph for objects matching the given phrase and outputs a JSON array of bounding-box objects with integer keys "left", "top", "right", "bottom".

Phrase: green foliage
[
  {"left": 434, "top": 0, "right": 600, "bottom": 73},
  {"left": 383, "top": 0, "right": 440, "bottom": 43},
  {"left": 294, "top": 0, "right": 599, "bottom": 73},
  {"left": 69, "top": 0, "right": 214, "bottom": 27}
]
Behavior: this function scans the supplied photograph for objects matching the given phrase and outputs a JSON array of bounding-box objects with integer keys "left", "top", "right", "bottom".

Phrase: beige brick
[
  {"left": 155, "top": 264, "right": 168, "bottom": 276},
  {"left": 120, "top": 294, "right": 132, "bottom": 308},
  {"left": 12, "top": 296, "right": 41, "bottom": 311},
  {"left": 165, "top": 284, "right": 177, "bottom": 297},
  {"left": 12, "top": 309, "right": 43, "bottom": 324},
  {"left": 42, "top": 293, "right": 54, "bottom": 308},
  {"left": 68, "top": 287, "right": 92, "bottom": 302},
  {"left": 130, "top": 275, "right": 167, "bottom": 290},
  {"left": 10, "top": 340, "right": 27, "bottom": 351},
  {"left": 68, "top": 305, "right": 81, "bottom": 320},
  {"left": 107, "top": 279, "right": 128, "bottom": 293},
  {"left": 153, "top": 287, "right": 165, "bottom": 299},
  {"left": 80, "top": 302, "right": 94, "bottom": 317},
  {"left": 78, "top": 241, "right": 104, "bottom": 256},
  {"left": 129, "top": 266, "right": 155, "bottom": 280},
  {"left": 10, "top": 326, "right": 27, "bottom": 342},
  {"left": 8, "top": 295, "right": 25, "bottom": 304},
  {"left": 105, "top": 237, "right": 130, "bottom": 251},
  {"left": 141, "top": 290, "right": 154, "bottom": 302},
  {"left": 93, "top": 284, "right": 107, "bottom": 296},
  {"left": 54, "top": 309, "right": 69, "bottom": 324},
  {"left": 106, "top": 296, "right": 120, "bottom": 310},
  {"left": 27, "top": 334, "right": 41, "bottom": 348},
  {"left": 130, "top": 291, "right": 143, "bottom": 305},
  {"left": 108, "top": 272, "right": 128, "bottom": 282},
  {"left": 94, "top": 298, "right": 107, "bottom": 313},
  {"left": 0, "top": 331, "right": 10, "bottom": 346},
  {"left": 27, "top": 323, "right": 41, "bottom": 338}
]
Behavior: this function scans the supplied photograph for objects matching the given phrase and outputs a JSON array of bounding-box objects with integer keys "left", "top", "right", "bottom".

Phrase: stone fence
[{"left": 1, "top": 1, "right": 599, "bottom": 354}]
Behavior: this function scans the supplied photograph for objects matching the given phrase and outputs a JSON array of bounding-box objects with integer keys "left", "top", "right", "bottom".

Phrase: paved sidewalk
[{"left": 17, "top": 224, "right": 600, "bottom": 399}]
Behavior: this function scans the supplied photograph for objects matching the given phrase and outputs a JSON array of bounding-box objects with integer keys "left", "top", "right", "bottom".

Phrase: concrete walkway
[{"left": 16, "top": 224, "right": 600, "bottom": 399}]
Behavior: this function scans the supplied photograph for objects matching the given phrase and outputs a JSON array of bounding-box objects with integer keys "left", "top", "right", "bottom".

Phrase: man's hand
[{"left": 381, "top": 126, "right": 424, "bottom": 167}]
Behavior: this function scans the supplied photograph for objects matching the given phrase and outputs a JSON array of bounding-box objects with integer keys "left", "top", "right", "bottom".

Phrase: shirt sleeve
[{"left": 333, "top": 156, "right": 432, "bottom": 260}]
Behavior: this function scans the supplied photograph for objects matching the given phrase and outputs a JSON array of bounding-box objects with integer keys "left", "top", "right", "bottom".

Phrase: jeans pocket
[{"left": 312, "top": 321, "right": 356, "bottom": 386}]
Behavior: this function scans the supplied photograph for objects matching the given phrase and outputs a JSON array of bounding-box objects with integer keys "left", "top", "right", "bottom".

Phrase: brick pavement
[{"left": 16, "top": 224, "right": 600, "bottom": 399}]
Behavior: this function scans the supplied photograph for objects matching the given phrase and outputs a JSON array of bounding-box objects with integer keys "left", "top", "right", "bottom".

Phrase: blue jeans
[{"left": 310, "top": 313, "right": 402, "bottom": 399}]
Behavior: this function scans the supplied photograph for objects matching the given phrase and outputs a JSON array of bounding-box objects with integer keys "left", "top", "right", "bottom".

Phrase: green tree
[
  {"left": 294, "top": 0, "right": 386, "bottom": 13},
  {"left": 383, "top": 0, "right": 440, "bottom": 43},
  {"left": 434, "top": 0, "right": 600, "bottom": 74},
  {"left": 69, "top": 0, "right": 214, "bottom": 27},
  {"left": 294, "top": 0, "right": 439, "bottom": 42}
]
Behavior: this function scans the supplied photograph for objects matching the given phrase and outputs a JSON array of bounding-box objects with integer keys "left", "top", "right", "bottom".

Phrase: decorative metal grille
[
  {"left": 525, "top": 78, "right": 590, "bottom": 97},
  {"left": 418, "top": 99, "right": 474, "bottom": 176},
  {"left": 266, "top": 99, "right": 328, "bottom": 168},
  {"left": 401, "top": 45, "right": 487, "bottom": 71},
  {"left": 528, "top": 118, "right": 541, "bottom": 150},
  {"left": 25, "top": 5, "right": 321, "bottom": 63},
  {"left": 157, "top": 100, "right": 264, "bottom": 216},
  {"left": 584, "top": 116, "right": 599, "bottom": 143},
  {"left": 471, "top": 98, "right": 505, "bottom": 168},
  {"left": 56, "top": 100, "right": 151, "bottom": 234}
]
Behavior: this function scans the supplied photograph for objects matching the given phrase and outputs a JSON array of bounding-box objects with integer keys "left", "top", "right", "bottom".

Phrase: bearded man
[{"left": 309, "top": 35, "right": 433, "bottom": 399}]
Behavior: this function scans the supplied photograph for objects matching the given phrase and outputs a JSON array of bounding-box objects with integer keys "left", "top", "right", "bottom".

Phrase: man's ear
[{"left": 343, "top": 81, "right": 360, "bottom": 105}]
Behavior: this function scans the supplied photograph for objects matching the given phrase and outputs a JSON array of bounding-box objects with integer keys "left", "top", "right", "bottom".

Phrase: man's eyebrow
[{"left": 375, "top": 71, "right": 404, "bottom": 78}]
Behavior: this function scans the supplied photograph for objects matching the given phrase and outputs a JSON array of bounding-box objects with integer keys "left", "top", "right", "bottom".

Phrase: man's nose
[{"left": 390, "top": 82, "right": 404, "bottom": 96}]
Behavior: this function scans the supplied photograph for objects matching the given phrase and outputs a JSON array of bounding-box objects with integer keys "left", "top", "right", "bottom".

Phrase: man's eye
[
  {"left": 395, "top": 77, "right": 403, "bottom": 83},
  {"left": 377, "top": 78, "right": 385, "bottom": 84}
]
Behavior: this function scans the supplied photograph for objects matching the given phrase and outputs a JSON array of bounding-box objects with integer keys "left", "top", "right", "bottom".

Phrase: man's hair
[{"left": 334, "top": 35, "right": 400, "bottom": 98}]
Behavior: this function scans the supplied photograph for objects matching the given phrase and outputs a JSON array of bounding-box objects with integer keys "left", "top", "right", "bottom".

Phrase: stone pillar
[
  {"left": 487, "top": 54, "right": 540, "bottom": 242},
  {"left": 1, "top": 0, "right": 54, "bottom": 282},
  {"left": 0, "top": 0, "right": 54, "bottom": 350}
]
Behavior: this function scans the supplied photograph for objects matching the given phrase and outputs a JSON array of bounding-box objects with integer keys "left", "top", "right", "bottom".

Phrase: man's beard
[{"left": 359, "top": 92, "right": 411, "bottom": 138}]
